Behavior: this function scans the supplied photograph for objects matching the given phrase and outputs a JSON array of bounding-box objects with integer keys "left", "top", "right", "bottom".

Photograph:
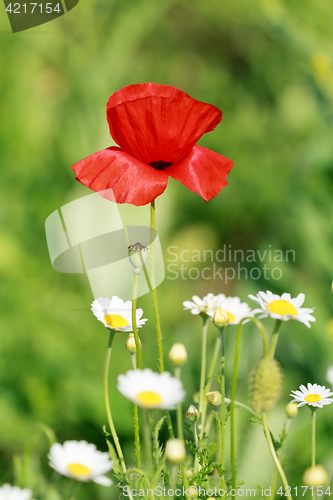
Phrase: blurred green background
[{"left": 0, "top": 0, "right": 333, "bottom": 498}]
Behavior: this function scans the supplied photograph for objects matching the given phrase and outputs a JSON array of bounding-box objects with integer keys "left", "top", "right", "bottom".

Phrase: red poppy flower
[{"left": 71, "top": 83, "right": 233, "bottom": 206}]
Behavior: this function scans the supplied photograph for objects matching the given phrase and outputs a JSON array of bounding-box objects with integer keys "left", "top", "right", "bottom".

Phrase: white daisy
[
  {"left": 91, "top": 296, "right": 147, "bottom": 332},
  {"left": 290, "top": 383, "right": 333, "bottom": 409},
  {"left": 48, "top": 440, "right": 113, "bottom": 486},
  {"left": 0, "top": 484, "right": 35, "bottom": 500},
  {"left": 216, "top": 295, "right": 254, "bottom": 325},
  {"left": 183, "top": 293, "right": 225, "bottom": 318},
  {"left": 248, "top": 290, "right": 315, "bottom": 328},
  {"left": 117, "top": 369, "right": 185, "bottom": 409},
  {"left": 326, "top": 367, "right": 333, "bottom": 386}
]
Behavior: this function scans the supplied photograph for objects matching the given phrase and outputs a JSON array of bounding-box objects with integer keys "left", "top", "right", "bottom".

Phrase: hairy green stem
[
  {"left": 220, "top": 328, "right": 226, "bottom": 493},
  {"left": 269, "top": 320, "right": 282, "bottom": 358},
  {"left": 230, "top": 322, "right": 243, "bottom": 489},
  {"left": 200, "top": 336, "right": 221, "bottom": 440},
  {"left": 249, "top": 317, "right": 269, "bottom": 357},
  {"left": 150, "top": 200, "right": 164, "bottom": 373},
  {"left": 132, "top": 271, "right": 141, "bottom": 368},
  {"left": 131, "top": 271, "right": 142, "bottom": 468},
  {"left": 270, "top": 418, "right": 291, "bottom": 500},
  {"left": 143, "top": 409, "right": 152, "bottom": 469},
  {"left": 104, "top": 331, "right": 127, "bottom": 474},
  {"left": 175, "top": 367, "right": 183, "bottom": 441},
  {"left": 261, "top": 412, "right": 292, "bottom": 498},
  {"left": 311, "top": 409, "right": 316, "bottom": 500},
  {"left": 199, "top": 317, "right": 209, "bottom": 418}
]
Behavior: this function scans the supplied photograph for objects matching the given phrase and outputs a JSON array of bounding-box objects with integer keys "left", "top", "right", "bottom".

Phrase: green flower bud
[
  {"left": 303, "top": 465, "right": 328, "bottom": 487},
  {"left": 206, "top": 391, "right": 222, "bottom": 406},
  {"left": 168, "top": 343, "right": 188, "bottom": 366},
  {"left": 250, "top": 357, "right": 282, "bottom": 413},
  {"left": 125, "top": 333, "right": 140, "bottom": 354},
  {"left": 285, "top": 402, "right": 298, "bottom": 418},
  {"left": 165, "top": 438, "right": 186, "bottom": 464},
  {"left": 186, "top": 405, "right": 199, "bottom": 423},
  {"left": 212, "top": 307, "right": 230, "bottom": 329}
]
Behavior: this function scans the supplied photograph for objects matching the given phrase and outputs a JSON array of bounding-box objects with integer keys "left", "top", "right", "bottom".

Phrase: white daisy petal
[
  {"left": 0, "top": 485, "right": 36, "bottom": 500},
  {"left": 248, "top": 290, "right": 315, "bottom": 326},
  {"left": 91, "top": 296, "right": 147, "bottom": 333},
  {"left": 290, "top": 383, "right": 333, "bottom": 409},
  {"left": 183, "top": 293, "right": 222, "bottom": 317},
  {"left": 48, "top": 440, "right": 113, "bottom": 486},
  {"left": 117, "top": 369, "right": 185, "bottom": 410}
]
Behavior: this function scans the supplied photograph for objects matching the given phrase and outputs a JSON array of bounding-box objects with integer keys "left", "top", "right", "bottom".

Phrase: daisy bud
[
  {"left": 185, "top": 469, "right": 193, "bottom": 479},
  {"left": 186, "top": 405, "right": 199, "bottom": 423},
  {"left": 303, "top": 465, "right": 328, "bottom": 487},
  {"left": 285, "top": 402, "right": 298, "bottom": 418},
  {"left": 212, "top": 307, "right": 230, "bottom": 330},
  {"left": 125, "top": 333, "right": 140, "bottom": 354},
  {"left": 189, "top": 486, "right": 198, "bottom": 498},
  {"left": 250, "top": 357, "right": 282, "bottom": 413},
  {"left": 206, "top": 391, "right": 222, "bottom": 406},
  {"left": 168, "top": 343, "right": 188, "bottom": 366},
  {"left": 128, "top": 242, "right": 148, "bottom": 270},
  {"left": 165, "top": 438, "right": 186, "bottom": 464}
]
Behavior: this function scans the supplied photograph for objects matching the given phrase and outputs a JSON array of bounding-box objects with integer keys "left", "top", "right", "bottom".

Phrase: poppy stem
[
  {"left": 103, "top": 331, "right": 127, "bottom": 474},
  {"left": 150, "top": 200, "right": 164, "bottom": 373}
]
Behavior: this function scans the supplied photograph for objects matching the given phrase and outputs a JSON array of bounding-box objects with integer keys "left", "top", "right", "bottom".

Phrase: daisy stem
[
  {"left": 150, "top": 199, "right": 164, "bottom": 374},
  {"left": 269, "top": 320, "right": 282, "bottom": 358},
  {"left": 250, "top": 318, "right": 269, "bottom": 357},
  {"left": 311, "top": 408, "right": 316, "bottom": 471},
  {"left": 104, "top": 331, "right": 127, "bottom": 474},
  {"left": 193, "top": 421, "right": 199, "bottom": 448},
  {"left": 261, "top": 412, "right": 292, "bottom": 498},
  {"left": 143, "top": 409, "right": 152, "bottom": 469},
  {"left": 131, "top": 271, "right": 142, "bottom": 469},
  {"left": 132, "top": 270, "right": 142, "bottom": 369},
  {"left": 194, "top": 317, "right": 209, "bottom": 474},
  {"left": 199, "top": 317, "right": 209, "bottom": 419},
  {"left": 220, "top": 328, "right": 226, "bottom": 494},
  {"left": 270, "top": 418, "right": 291, "bottom": 500},
  {"left": 68, "top": 481, "right": 79, "bottom": 500},
  {"left": 200, "top": 336, "right": 221, "bottom": 441},
  {"left": 230, "top": 322, "right": 243, "bottom": 489},
  {"left": 175, "top": 367, "right": 184, "bottom": 441}
]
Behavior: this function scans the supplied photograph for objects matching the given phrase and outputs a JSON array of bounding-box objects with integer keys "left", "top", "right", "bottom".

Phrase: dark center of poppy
[{"left": 149, "top": 161, "right": 172, "bottom": 171}]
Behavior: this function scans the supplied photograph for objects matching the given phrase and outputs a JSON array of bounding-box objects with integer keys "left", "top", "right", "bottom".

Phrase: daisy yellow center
[
  {"left": 226, "top": 311, "right": 236, "bottom": 323},
  {"left": 267, "top": 300, "right": 297, "bottom": 317},
  {"left": 67, "top": 463, "right": 91, "bottom": 477},
  {"left": 304, "top": 394, "right": 321, "bottom": 403},
  {"left": 104, "top": 314, "right": 128, "bottom": 328},
  {"left": 136, "top": 391, "right": 162, "bottom": 408}
]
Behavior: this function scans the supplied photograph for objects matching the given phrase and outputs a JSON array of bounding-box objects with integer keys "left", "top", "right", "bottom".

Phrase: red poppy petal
[
  {"left": 106, "top": 83, "right": 222, "bottom": 166},
  {"left": 165, "top": 145, "right": 234, "bottom": 202},
  {"left": 71, "top": 147, "right": 169, "bottom": 206}
]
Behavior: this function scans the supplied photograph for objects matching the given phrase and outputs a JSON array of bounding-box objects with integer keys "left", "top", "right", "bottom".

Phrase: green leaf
[{"left": 106, "top": 440, "right": 122, "bottom": 476}]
